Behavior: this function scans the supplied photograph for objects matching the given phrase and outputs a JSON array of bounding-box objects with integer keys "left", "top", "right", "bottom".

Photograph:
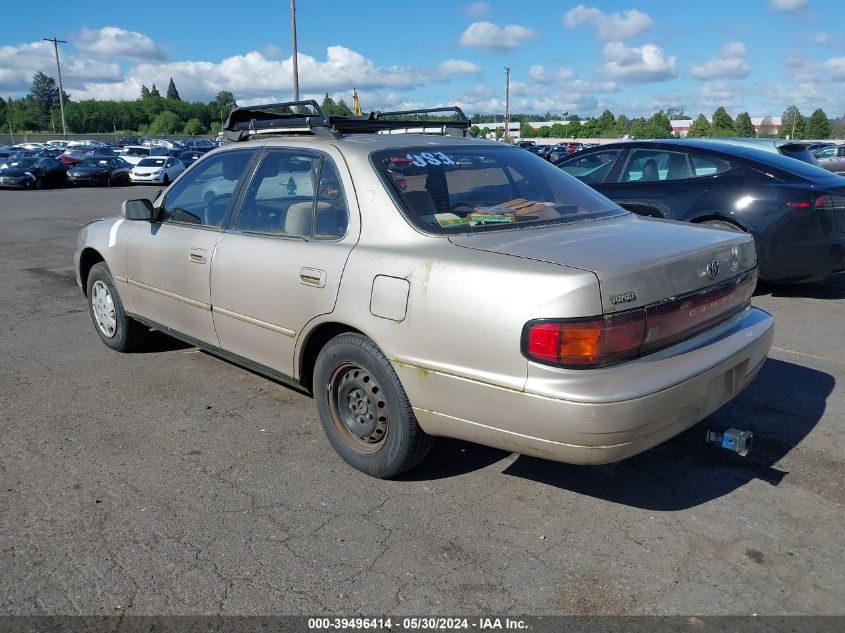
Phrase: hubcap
[
  {"left": 328, "top": 363, "right": 389, "bottom": 453},
  {"left": 91, "top": 280, "right": 117, "bottom": 338}
]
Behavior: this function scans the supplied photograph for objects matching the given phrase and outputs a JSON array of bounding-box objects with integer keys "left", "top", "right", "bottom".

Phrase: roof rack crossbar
[{"left": 222, "top": 102, "right": 472, "bottom": 141}]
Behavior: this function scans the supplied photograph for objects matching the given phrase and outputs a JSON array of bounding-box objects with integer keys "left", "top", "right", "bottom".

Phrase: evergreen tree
[
  {"left": 150, "top": 83, "right": 161, "bottom": 98},
  {"left": 596, "top": 109, "right": 616, "bottom": 136},
  {"left": 711, "top": 107, "right": 735, "bottom": 136},
  {"left": 140, "top": 84, "right": 151, "bottom": 99},
  {"left": 779, "top": 105, "right": 805, "bottom": 139},
  {"left": 166, "top": 78, "right": 181, "bottom": 101},
  {"left": 806, "top": 108, "right": 831, "bottom": 139},
  {"left": 28, "top": 71, "right": 59, "bottom": 114},
  {"left": 687, "top": 114, "right": 711, "bottom": 138},
  {"left": 735, "top": 112, "right": 755, "bottom": 137}
]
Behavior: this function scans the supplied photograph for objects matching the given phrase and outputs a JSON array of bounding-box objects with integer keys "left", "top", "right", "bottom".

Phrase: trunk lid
[{"left": 448, "top": 214, "right": 757, "bottom": 314}]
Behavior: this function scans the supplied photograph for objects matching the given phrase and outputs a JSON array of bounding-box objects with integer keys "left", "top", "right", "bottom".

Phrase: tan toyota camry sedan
[{"left": 74, "top": 103, "right": 774, "bottom": 478}]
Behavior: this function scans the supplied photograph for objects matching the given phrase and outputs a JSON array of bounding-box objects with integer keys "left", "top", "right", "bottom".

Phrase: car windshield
[
  {"left": 4, "top": 158, "right": 38, "bottom": 169},
  {"left": 124, "top": 147, "right": 150, "bottom": 157},
  {"left": 138, "top": 158, "right": 166, "bottom": 167},
  {"left": 80, "top": 158, "right": 111, "bottom": 168},
  {"left": 373, "top": 145, "right": 625, "bottom": 234}
]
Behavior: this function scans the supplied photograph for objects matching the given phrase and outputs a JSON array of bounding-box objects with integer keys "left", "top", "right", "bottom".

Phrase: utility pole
[
  {"left": 43, "top": 37, "right": 68, "bottom": 138},
  {"left": 504, "top": 66, "right": 510, "bottom": 141},
  {"left": 290, "top": 0, "right": 299, "bottom": 104}
]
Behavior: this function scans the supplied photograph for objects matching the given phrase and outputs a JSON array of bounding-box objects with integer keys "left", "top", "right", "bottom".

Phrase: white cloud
[
  {"left": 691, "top": 42, "right": 750, "bottom": 79},
  {"left": 459, "top": 21, "right": 537, "bottom": 52},
  {"left": 528, "top": 65, "right": 546, "bottom": 81},
  {"left": 698, "top": 80, "right": 743, "bottom": 108},
  {"left": 435, "top": 59, "right": 481, "bottom": 78},
  {"left": 601, "top": 41, "right": 677, "bottom": 82},
  {"left": 563, "top": 5, "right": 652, "bottom": 41},
  {"left": 527, "top": 65, "right": 575, "bottom": 82},
  {"left": 77, "top": 27, "right": 167, "bottom": 61},
  {"left": 464, "top": 2, "right": 490, "bottom": 18},
  {"left": 0, "top": 40, "right": 121, "bottom": 93},
  {"left": 823, "top": 57, "right": 845, "bottom": 80},
  {"left": 770, "top": 0, "right": 809, "bottom": 11}
]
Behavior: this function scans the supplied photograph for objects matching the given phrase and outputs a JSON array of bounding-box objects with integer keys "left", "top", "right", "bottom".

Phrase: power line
[{"left": 43, "top": 37, "right": 68, "bottom": 138}]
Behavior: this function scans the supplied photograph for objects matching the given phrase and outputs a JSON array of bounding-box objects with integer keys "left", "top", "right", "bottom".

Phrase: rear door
[
  {"left": 210, "top": 147, "right": 358, "bottom": 377},
  {"left": 595, "top": 147, "right": 722, "bottom": 219}
]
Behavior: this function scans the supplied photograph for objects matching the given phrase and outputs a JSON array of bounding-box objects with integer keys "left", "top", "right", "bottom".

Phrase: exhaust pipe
[{"left": 706, "top": 428, "right": 753, "bottom": 456}]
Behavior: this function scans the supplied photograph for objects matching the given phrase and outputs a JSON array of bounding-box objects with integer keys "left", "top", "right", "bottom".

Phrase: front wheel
[
  {"left": 702, "top": 219, "right": 744, "bottom": 232},
  {"left": 162, "top": 174, "right": 170, "bottom": 185},
  {"left": 86, "top": 262, "right": 147, "bottom": 352},
  {"left": 314, "top": 333, "right": 434, "bottom": 478}
]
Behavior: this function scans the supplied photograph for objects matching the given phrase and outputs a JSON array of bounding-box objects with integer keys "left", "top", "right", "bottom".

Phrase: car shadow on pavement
[
  {"left": 501, "top": 358, "right": 833, "bottom": 510},
  {"left": 755, "top": 273, "right": 845, "bottom": 300},
  {"left": 134, "top": 329, "right": 194, "bottom": 353},
  {"left": 400, "top": 438, "right": 510, "bottom": 481}
]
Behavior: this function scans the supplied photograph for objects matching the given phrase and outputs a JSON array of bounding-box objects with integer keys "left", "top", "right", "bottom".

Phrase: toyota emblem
[{"left": 706, "top": 259, "right": 720, "bottom": 280}]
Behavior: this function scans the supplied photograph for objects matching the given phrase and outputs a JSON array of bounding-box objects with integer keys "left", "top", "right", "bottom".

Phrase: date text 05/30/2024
[{"left": 308, "top": 617, "right": 529, "bottom": 630}]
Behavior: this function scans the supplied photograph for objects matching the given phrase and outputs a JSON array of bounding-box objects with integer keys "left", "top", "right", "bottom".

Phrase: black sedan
[
  {"left": 182, "top": 139, "right": 216, "bottom": 152},
  {"left": 0, "top": 157, "right": 68, "bottom": 189},
  {"left": 67, "top": 157, "right": 132, "bottom": 187},
  {"left": 556, "top": 139, "right": 845, "bottom": 283}
]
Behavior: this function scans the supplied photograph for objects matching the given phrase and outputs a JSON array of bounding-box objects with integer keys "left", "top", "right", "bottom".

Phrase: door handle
[
  {"left": 188, "top": 247, "right": 207, "bottom": 264},
  {"left": 299, "top": 267, "right": 326, "bottom": 288}
]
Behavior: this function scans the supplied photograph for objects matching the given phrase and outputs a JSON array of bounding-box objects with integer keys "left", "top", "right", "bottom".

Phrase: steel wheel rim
[
  {"left": 91, "top": 280, "right": 117, "bottom": 338},
  {"left": 327, "top": 363, "right": 389, "bottom": 454}
]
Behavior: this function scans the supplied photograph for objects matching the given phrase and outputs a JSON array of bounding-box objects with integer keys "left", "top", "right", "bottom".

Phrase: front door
[
  {"left": 124, "top": 148, "right": 258, "bottom": 345},
  {"left": 210, "top": 148, "right": 358, "bottom": 377}
]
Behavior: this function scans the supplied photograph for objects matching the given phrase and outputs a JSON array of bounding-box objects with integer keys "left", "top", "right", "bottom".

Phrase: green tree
[
  {"left": 779, "top": 105, "right": 805, "bottom": 139},
  {"left": 757, "top": 116, "right": 776, "bottom": 138},
  {"left": 734, "top": 112, "right": 755, "bottom": 137},
  {"left": 666, "top": 107, "right": 690, "bottom": 120},
  {"left": 580, "top": 118, "right": 602, "bottom": 138},
  {"left": 182, "top": 118, "right": 207, "bottom": 135},
  {"left": 564, "top": 119, "right": 581, "bottom": 138},
  {"left": 148, "top": 110, "right": 181, "bottom": 134},
  {"left": 806, "top": 108, "right": 831, "bottom": 139},
  {"left": 596, "top": 109, "right": 616, "bottom": 136},
  {"left": 140, "top": 84, "right": 151, "bottom": 100},
  {"left": 614, "top": 114, "right": 630, "bottom": 137},
  {"left": 687, "top": 114, "right": 711, "bottom": 138},
  {"left": 711, "top": 107, "right": 735, "bottom": 136},
  {"left": 166, "top": 78, "right": 181, "bottom": 101},
  {"left": 650, "top": 112, "right": 673, "bottom": 138},
  {"left": 28, "top": 71, "right": 60, "bottom": 115},
  {"left": 149, "top": 83, "right": 161, "bottom": 98},
  {"left": 520, "top": 122, "right": 534, "bottom": 138},
  {"left": 628, "top": 117, "right": 651, "bottom": 139}
]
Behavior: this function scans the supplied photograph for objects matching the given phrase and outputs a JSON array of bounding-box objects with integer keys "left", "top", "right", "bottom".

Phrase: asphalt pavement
[{"left": 0, "top": 186, "right": 843, "bottom": 616}]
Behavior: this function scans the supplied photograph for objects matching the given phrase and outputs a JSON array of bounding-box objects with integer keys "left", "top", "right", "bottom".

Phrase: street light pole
[
  {"left": 290, "top": 0, "right": 299, "bottom": 104},
  {"left": 43, "top": 37, "right": 68, "bottom": 138},
  {"left": 504, "top": 66, "right": 510, "bottom": 141}
]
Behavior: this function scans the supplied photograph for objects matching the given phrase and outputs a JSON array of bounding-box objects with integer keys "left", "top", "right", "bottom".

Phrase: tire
[
  {"left": 702, "top": 219, "right": 744, "bottom": 232},
  {"left": 34, "top": 178, "right": 43, "bottom": 190},
  {"left": 104, "top": 174, "right": 112, "bottom": 187},
  {"left": 86, "top": 262, "right": 147, "bottom": 352},
  {"left": 314, "top": 333, "right": 434, "bottom": 478},
  {"left": 162, "top": 174, "right": 170, "bottom": 185}
]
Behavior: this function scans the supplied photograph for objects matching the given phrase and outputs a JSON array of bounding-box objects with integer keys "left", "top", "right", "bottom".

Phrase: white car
[{"left": 129, "top": 156, "right": 185, "bottom": 185}]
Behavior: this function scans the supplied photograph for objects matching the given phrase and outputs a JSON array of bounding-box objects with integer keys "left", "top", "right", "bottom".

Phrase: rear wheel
[
  {"left": 86, "top": 262, "right": 147, "bottom": 352},
  {"left": 314, "top": 333, "right": 434, "bottom": 478}
]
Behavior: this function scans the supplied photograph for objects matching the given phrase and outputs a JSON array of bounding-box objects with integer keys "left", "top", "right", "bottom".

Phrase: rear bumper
[{"left": 396, "top": 306, "right": 774, "bottom": 465}]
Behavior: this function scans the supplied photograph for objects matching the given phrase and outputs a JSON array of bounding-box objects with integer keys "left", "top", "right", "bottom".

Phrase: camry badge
[
  {"left": 611, "top": 291, "right": 637, "bottom": 305},
  {"left": 706, "top": 259, "right": 720, "bottom": 280}
]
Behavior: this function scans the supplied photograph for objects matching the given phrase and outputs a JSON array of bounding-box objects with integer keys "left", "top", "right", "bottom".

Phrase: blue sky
[{"left": 1, "top": 0, "right": 844, "bottom": 118}]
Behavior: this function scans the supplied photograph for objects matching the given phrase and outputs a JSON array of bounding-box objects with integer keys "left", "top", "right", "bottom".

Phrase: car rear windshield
[
  {"left": 138, "top": 158, "right": 166, "bottom": 167},
  {"left": 372, "top": 144, "right": 625, "bottom": 234},
  {"left": 125, "top": 147, "right": 150, "bottom": 157}
]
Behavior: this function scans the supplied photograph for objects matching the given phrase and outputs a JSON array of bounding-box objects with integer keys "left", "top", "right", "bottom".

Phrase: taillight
[
  {"left": 524, "top": 311, "right": 645, "bottom": 368},
  {"left": 523, "top": 271, "right": 755, "bottom": 369},
  {"left": 787, "top": 195, "right": 831, "bottom": 210}
]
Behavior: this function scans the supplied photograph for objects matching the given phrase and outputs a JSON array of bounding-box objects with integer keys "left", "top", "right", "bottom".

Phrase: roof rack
[{"left": 222, "top": 101, "right": 471, "bottom": 142}]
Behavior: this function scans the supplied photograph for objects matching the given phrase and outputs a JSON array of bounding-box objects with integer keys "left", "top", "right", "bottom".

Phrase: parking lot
[{"left": 0, "top": 185, "right": 843, "bottom": 615}]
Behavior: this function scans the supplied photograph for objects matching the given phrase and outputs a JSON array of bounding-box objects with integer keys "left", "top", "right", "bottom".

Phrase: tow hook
[{"left": 706, "top": 428, "right": 753, "bottom": 456}]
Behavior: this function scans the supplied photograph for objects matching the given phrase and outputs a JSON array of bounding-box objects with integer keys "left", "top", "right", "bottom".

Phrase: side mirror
[{"left": 122, "top": 199, "right": 155, "bottom": 221}]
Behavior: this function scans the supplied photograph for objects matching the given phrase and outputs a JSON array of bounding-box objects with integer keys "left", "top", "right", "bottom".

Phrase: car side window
[
  {"left": 690, "top": 154, "right": 732, "bottom": 178},
  {"left": 619, "top": 149, "right": 694, "bottom": 183},
  {"left": 558, "top": 149, "right": 622, "bottom": 184},
  {"left": 234, "top": 150, "right": 349, "bottom": 240},
  {"left": 161, "top": 150, "right": 256, "bottom": 228}
]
